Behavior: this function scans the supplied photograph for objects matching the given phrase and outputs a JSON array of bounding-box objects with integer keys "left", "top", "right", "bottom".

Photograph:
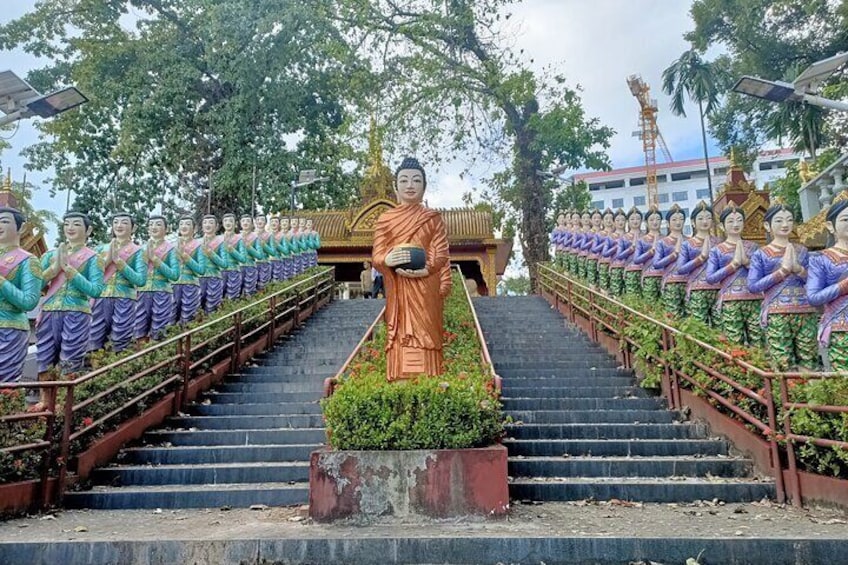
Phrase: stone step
[
  {"left": 509, "top": 477, "right": 775, "bottom": 503},
  {"left": 502, "top": 438, "right": 728, "bottom": 457},
  {"left": 201, "top": 390, "right": 324, "bottom": 403},
  {"left": 143, "top": 428, "right": 326, "bottom": 446},
  {"left": 229, "top": 372, "right": 337, "bottom": 384},
  {"left": 239, "top": 365, "right": 340, "bottom": 376},
  {"left": 501, "top": 397, "right": 663, "bottom": 411},
  {"left": 64, "top": 482, "right": 309, "bottom": 510},
  {"left": 498, "top": 372, "right": 633, "bottom": 384},
  {"left": 505, "top": 423, "right": 702, "bottom": 440},
  {"left": 215, "top": 375, "right": 324, "bottom": 392},
  {"left": 508, "top": 456, "right": 752, "bottom": 479},
  {"left": 120, "top": 444, "right": 321, "bottom": 465},
  {"left": 505, "top": 410, "right": 677, "bottom": 424},
  {"left": 494, "top": 359, "right": 620, "bottom": 369},
  {"left": 500, "top": 386, "right": 648, "bottom": 398},
  {"left": 190, "top": 402, "right": 322, "bottom": 416},
  {"left": 168, "top": 414, "right": 325, "bottom": 430},
  {"left": 92, "top": 462, "right": 310, "bottom": 486}
]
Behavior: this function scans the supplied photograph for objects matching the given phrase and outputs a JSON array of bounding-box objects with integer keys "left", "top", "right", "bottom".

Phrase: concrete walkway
[{"left": 1, "top": 500, "right": 846, "bottom": 564}]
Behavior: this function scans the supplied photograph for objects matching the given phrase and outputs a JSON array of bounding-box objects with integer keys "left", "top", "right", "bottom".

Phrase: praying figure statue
[
  {"left": 604, "top": 209, "right": 627, "bottom": 295},
  {"left": 677, "top": 202, "right": 721, "bottom": 326},
  {"left": 199, "top": 215, "right": 226, "bottom": 313},
  {"left": 632, "top": 206, "right": 663, "bottom": 301},
  {"left": 807, "top": 198, "right": 848, "bottom": 371},
  {"left": 37, "top": 212, "right": 104, "bottom": 400},
  {"left": 280, "top": 217, "right": 294, "bottom": 279},
  {"left": 372, "top": 157, "right": 450, "bottom": 381},
  {"left": 254, "top": 214, "right": 273, "bottom": 290},
  {"left": 306, "top": 218, "right": 320, "bottom": 267},
  {"left": 653, "top": 204, "right": 688, "bottom": 318},
  {"left": 268, "top": 214, "right": 287, "bottom": 282},
  {"left": 240, "top": 214, "right": 261, "bottom": 296},
  {"left": 90, "top": 212, "right": 146, "bottom": 353},
  {"left": 748, "top": 203, "right": 818, "bottom": 370},
  {"left": 594, "top": 208, "right": 616, "bottom": 291},
  {"left": 620, "top": 207, "right": 644, "bottom": 297},
  {"left": 0, "top": 207, "right": 42, "bottom": 383},
  {"left": 134, "top": 215, "right": 180, "bottom": 341},
  {"left": 220, "top": 213, "right": 247, "bottom": 300},
  {"left": 173, "top": 216, "right": 205, "bottom": 324}
]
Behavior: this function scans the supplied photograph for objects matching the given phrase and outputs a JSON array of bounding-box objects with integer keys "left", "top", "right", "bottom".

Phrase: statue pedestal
[{"left": 308, "top": 445, "right": 509, "bottom": 522}]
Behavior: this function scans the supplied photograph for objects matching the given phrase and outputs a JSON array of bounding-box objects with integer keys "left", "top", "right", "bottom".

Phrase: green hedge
[{"left": 321, "top": 272, "right": 505, "bottom": 450}]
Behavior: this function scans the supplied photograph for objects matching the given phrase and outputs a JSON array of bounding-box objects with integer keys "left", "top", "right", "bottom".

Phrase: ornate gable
[{"left": 349, "top": 198, "right": 397, "bottom": 236}]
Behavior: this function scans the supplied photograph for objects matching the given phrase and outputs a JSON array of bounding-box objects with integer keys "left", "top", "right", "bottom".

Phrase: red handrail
[{"left": 536, "top": 263, "right": 848, "bottom": 508}]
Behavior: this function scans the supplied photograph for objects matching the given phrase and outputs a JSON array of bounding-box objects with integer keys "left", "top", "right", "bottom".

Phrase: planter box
[
  {"left": 0, "top": 478, "right": 59, "bottom": 515},
  {"left": 309, "top": 445, "right": 509, "bottom": 522}
]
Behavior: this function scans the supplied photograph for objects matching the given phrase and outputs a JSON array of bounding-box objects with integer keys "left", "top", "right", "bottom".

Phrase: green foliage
[
  {"left": 769, "top": 147, "right": 840, "bottom": 221},
  {"left": 322, "top": 272, "right": 505, "bottom": 450},
  {"left": 552, "top": 180, "right": 591, "bottom": 216},
  {"left": 334, "top": 0, "right": 613, "bottom": 283},
  {"left": 498, "top": 275, "right": 531, "bottom": 296},
  {"left": 0, "top": 267, "right": 326, "bottom": 484},
  {"left": 676, "top": 0, "right": 848, "bottom": 157},
  {"left": 1, "top": 1, "right": 369, "bottom": 240}
]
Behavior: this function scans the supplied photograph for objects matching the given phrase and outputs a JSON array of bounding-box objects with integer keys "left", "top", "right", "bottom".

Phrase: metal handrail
[
  {"left": 536, "top": 263, "right": 848, "bottom": 507},
  {"left": 0, "top": 267, "right": 335, "bottom": 509},
  {"left": 456, "top": 265, "right": 502, "bottom": 394}
]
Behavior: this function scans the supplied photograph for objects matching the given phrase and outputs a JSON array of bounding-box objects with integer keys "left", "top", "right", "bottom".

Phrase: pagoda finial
[
  {"left": 1, "top": 169, "right": 11, "bottom": 193},
  {"left": 729, "top": 147, "right": 741, "bottom": 169},
  {"left": 367, "top": 115, "right": 383, "bottom": 168},
  {"left": 359, "top": 117, "right": 394, "bottom": 201}
]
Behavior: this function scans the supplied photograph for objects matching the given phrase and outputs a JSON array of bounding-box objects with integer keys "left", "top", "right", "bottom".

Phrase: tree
[
  {"left": 0, "top": 0, "right": 370, "bottom": 240},
  {"left": 678, "top": 0, "right": 848, "bottom": 159},
  {"left": 662, "top": 49, "right": 728, "bottom": 202},
  {"left": 498, "top": 274, "right": 531, "bottom": 296},
  {"left": 552, "top": 180, "right": 590, "bottom": 216},
  {"left": 335, "top": 0, "right": 613, "bottom": 287}
]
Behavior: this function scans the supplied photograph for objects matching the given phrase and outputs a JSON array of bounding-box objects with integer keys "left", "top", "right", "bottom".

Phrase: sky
[{"left": 0, "top": 0, "right": 713, "bottom": 244}]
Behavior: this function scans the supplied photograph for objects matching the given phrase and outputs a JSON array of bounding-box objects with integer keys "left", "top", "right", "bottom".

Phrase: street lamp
[
  {"left": 0, "top": 70, "right": 87, "bottom": 127},
  {"left": 732, "top": 52, "right": 848, "bottom": 113},
  {"left": 290, "top": 169, "right": 329, "bottom": 216}
]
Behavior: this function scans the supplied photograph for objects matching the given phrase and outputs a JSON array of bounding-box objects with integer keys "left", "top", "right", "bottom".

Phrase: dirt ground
[{"left": 1, "top": 498, "right": 847, "bottom": 544}]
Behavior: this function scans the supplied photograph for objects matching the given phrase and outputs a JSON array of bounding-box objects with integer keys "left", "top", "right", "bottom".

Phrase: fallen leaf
[
  {"left": 249, "top": 504, "right": 269, "bottom": 511},
  {"left": 73, "top": 526, "right": 88, "bottom": 533}
]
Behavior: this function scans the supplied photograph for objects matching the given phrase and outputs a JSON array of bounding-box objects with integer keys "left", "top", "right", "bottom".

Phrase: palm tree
[{"left": 662, "top": 50, "right": 726, "bottom": 203}]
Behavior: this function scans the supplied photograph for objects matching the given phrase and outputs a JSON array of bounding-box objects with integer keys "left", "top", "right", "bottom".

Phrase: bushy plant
[{"left": 321, "top": 272, "right": 505, "bottom": 450}]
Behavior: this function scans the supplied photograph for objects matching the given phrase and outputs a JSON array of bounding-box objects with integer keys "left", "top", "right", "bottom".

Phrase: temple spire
[
  {"left": 0, "top": 169, "right": 19, "bottom": 208},
  {"left": 359, "top": 117, "right": 394, "bottom": 202}
]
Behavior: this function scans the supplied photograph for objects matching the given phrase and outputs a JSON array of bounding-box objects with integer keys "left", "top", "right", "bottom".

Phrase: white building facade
[{"left": 567, "top": 148, "right": 803, "bottom": 233}]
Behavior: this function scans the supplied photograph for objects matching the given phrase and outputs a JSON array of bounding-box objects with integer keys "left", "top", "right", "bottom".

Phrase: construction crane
[{"left": 627, "top": 75, "right": 673, "bottom": 209}]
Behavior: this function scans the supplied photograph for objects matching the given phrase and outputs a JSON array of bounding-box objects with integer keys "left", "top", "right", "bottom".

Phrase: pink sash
[
  {"left": 43, "top": 246, "right": 96, "bottom": 303},
  {"left": 180, "top": 238, "right": 201, "bottom": 256},
  {"left": 244, "top": 232, "right": 257, "bottom": 245},
  {"left": 205, "top": 235, "right": 224, "bottom": 251},
  {"left": 103, "top": 242, "right": 139, "bottom": 283},
  {"left": 0, "top": 248, "right": 31, "bottom": 278}
]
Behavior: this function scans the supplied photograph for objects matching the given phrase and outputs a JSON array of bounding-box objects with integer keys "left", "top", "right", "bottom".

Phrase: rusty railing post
[
  {"left": 38, "top": 384, "right": 58, "bottom": 510},
  {"left": 660, "top": 328, "right": 675, "bottom": 410},
  {"left": 56, "top": 384, "right": 75, "bottom": 503},
  {"left": 268, "top": 295, "right": 277, "bottom": 349},
  {"left": 180, "top": 333, "right": 192, "bottom": 411},
  {"left": 231, "top": 311, "right": 243, "bottom": 374},
  {"left": 762, "top": 375, "right": 787, "bottom": 505},
  {"left": 779, "top": 375, "right": 802, "bottom": 507}
]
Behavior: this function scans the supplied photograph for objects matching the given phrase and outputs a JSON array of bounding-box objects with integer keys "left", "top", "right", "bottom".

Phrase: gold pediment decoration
[{"left": 349, "top": 198, "right": 397, "bottom": 234}]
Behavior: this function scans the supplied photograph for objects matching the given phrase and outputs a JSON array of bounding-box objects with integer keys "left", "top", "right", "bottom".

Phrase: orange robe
[{"left": 372, "top": 204, "right": 450, "bottom": 381}]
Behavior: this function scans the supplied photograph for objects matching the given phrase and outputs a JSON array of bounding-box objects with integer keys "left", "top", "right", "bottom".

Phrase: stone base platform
[{"left": 308, "top": 445, "right": 509, "bottom": 522}]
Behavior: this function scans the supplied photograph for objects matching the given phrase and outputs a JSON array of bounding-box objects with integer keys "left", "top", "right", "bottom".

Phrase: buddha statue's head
[
  {"left": 111, "top": 212, "right": 135, "bottom": 241},
  {"left": 0, "top": 207, "right": 25, "bottom": 247},
  {"left": 394, "top": 157, "right": 426, "bottom": 206},
  {"left": 240, "top": 214, "right": 254, "bottom": 233},
  {"left": 719, "top": 203, "right": 745, "bottom": 237},
  {"left": 147, "top": 215, "right": 168, "bottom": 242},
  {"left": 826, "top": 198, "right": 848, "bottom": 244},
  {"left": 222, "top": 213, "right": 237, "bottom": 233},
  {"left": 202, "top": 214, "right": 219, "bottom": 236},
  {"left": 691, "top": 201, "right": 714, "bottom": 234},
  {"left": 254, "top": 214, "right": 267, "bottom": 232},
  {"left": 666, "top": 204, "right": 686, "bottom": 234},
  {"left": 178, "top": 216, "right": 196, "bottom": 238}
]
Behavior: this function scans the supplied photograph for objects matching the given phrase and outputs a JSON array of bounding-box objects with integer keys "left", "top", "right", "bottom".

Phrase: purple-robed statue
[
  {"left": 254, "top": 213, "right": 273, "bottom": 290},
  {"left": 269, "top": 214, "right": 285, "bottom": 281},
  {"left": 37, "top": 212, "right": 104, "bottom": 390},
  {"left": 807, "top": 198, "right": 848, "bottom": 372},
  {"left": 200, "top": 215, "right": 226, "bottom": 313},
  {"left": 240, "top": 214, "right": 260, "bottom": 296},
  {"left": 134, "top": 216, "right": 180, "bottom": 341},
  {"left": 173, "top": 216, "right": 205, "bottom": 324},
  {"left": 220, "top": 213, "right": 246, "bottom": 300},
  {"left": 0, "top": 207, "right": 42, "bottom": 384},
  {"left": 89, "top": 213, "right": 147, "bottom": 353}
]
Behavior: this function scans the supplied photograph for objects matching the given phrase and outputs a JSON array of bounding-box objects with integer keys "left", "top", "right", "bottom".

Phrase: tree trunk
[
  {"left": 698, "top": 99, "right": 714, "bottom": 203},
  {"left": 513, "top": 125, "right": 548, "bottom": 292}
]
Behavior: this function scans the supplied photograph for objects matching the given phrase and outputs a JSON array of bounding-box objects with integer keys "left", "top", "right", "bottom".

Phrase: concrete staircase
[
  {"left": 474, "top": 295, "right": 774, "bottom": 503},
  {"left": 64, "top": 299, "right": 384, "bottom": 510}
]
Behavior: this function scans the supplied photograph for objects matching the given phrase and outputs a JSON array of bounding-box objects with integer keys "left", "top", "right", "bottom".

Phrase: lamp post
[
  {"left": 0, "top": 70, "right": 87, "bottom": 127},
  {"left": 732, "top": 52, "right": 848, "bottom": 113},
  {"left": 289, "top": 169, "right": 329, "bottom": 218}
]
